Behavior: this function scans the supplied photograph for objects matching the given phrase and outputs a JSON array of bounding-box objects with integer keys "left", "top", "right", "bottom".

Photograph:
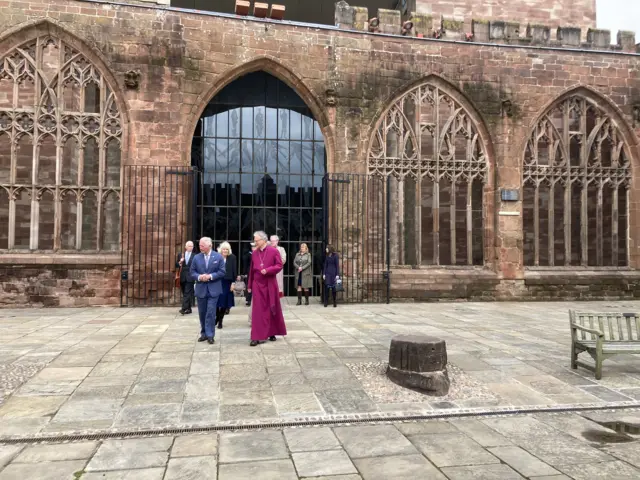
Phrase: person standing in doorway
[
  {"left": 270, "top": 235, "right": 286, "bottom": 298},
  {"left": 293, "top": 243, "right": 312, "bottom": 306},
  {"left": 216, "top": 241, "right": 237, "bottom": 329},
  {"left": 248, "top": 231, "right": 287, "bottom": 346},
  {"left": 323, "top": 245, "right": 340, "bottom": 308},
  {"left": 190, "top": 237, "right": 226, "bottom": 344},
  {"left": 177, "top": 241, "right": 195, "bottom": 315}
]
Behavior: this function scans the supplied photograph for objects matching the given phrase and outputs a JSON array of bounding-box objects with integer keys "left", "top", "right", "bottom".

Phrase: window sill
[{"left": 0, "top": 253, "right": 123, "bottom": 266}]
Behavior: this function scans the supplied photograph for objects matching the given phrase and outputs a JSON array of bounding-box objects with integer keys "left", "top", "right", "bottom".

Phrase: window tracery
[
  {"left": 0, "top": 35, "right": 122, "bottom": 251},
  {"left": 523, "top": 94, "right": 630, "bottom": 267},
  {"left": 368, "top": 82, "right": 487, "bottom": 266}
]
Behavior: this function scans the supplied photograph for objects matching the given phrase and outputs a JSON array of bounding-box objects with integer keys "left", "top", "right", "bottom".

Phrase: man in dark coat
[
  {"left": 177, "top": 241, "right": 195, "bottom": 315},
  {"left": 243, "top": 243, "right": 256, "bottom": 306}
]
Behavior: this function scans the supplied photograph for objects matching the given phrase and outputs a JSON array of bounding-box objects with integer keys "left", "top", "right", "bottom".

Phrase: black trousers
[{"left": 181, "top": 281, "right": 194, "bottom": 311}]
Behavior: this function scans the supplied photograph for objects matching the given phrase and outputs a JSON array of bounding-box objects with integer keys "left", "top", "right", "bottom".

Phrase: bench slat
[{"left": 617, "top": 316, "right": 624, "bottom": 340}]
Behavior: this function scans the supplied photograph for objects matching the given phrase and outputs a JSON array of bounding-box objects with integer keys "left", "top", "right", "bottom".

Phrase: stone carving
[
  {"left": 501, "top": 99, "right": 513, "bottom": 117},
  {"left": 386, "top": 335, "right": 450, "bottom": 396},
  {"left": 633, "top": 104, "right": 640, "bottom": 127},
  {"left": 124, "top": 69, "right": 141, "bottom": 89},
  {"left": 325, "top": 88, "right": 337, "bottom": 106}
]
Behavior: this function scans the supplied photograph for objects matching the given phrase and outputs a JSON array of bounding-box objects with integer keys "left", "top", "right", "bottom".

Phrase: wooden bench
[{"left": 570, "top": 310, "right": 640, "bottom": 380}]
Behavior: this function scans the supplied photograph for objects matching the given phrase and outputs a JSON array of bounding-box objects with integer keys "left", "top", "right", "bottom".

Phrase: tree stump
[{"left": 386, "top": 335, "right": 450, "bottom": 396}]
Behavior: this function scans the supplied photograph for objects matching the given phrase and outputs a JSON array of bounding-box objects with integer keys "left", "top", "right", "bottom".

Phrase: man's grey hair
[
  {"left": 185, "top": 241, "right": 194, "bottom": 247},
  {"left": 270, "top": 235, "right": 279, "bottom": 242},
  {"left": 253, "top": 231, "right": 268, "bottom": 242},
  {"left": 199, "top": 237, "right": 213, "bottom": 247}
]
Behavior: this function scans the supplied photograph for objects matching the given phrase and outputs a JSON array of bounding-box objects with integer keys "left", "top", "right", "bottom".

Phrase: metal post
[{"left": 386, "top": 174, "right": 391, "bottom": 304}]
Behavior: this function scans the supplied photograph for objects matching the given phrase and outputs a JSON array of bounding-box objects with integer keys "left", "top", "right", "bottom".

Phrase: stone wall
[
  {"left": 0, "top": 0, "right": 639, "bottom": 305},
  {"left": 391, "top": 269, "right": 640, "bottom": 302},
  {"left": 0, "top": 256, "right": 121, "bottom": 307}
]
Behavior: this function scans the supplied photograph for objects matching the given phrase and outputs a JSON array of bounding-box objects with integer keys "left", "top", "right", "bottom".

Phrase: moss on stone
[{"left": 442, "top": 19, "right": 464, "bottom": 32}]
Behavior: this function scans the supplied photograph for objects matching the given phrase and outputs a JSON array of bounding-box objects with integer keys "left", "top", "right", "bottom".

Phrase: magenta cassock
[{"left": 248, "top": 245, "right": 287, "bottom": 340}]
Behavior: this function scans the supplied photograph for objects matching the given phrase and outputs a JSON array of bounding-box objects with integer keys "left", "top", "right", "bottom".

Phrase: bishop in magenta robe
[{"left": 247, "top": 233, "right": 287, "bottom": 346}]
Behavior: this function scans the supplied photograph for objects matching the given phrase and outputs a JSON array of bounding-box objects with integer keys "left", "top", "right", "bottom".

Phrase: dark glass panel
[{"left": 191, "top": 70, "right": 326, "bottom": 295}]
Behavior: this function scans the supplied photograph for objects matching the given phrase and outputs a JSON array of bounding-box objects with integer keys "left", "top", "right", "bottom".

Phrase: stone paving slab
[
  {"left": 0, "top": 411, "right": 638, "bottom": 479},
  {"left": 0, "top": 301, "right": 640, "bottom": 437}
]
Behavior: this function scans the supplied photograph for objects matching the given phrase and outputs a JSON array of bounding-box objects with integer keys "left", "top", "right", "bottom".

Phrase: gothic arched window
[
  {"left": 523, "top": 93, "right": 630, "bottom": 267},
  {"left": 0, "top": 35, "right": 122, "bottom": 251},
  {"left": 368, "top": 81, "right": 487, "bottom": 266}
]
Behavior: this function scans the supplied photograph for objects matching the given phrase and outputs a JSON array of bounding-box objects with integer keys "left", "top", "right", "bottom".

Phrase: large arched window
[
  {"left": 0, "top": 34, "right": 122, "bottom": 251},
  {"left": 368, "top": 81, "right": 487, "bottom": 266},
  {"left": 191, "top": 71, "right": 326, "bottom": 293},
  {"left": 523, "top": 93, "right": 630, "bottom": 267}
]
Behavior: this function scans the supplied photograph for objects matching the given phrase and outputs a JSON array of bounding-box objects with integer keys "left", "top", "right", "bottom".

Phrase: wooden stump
[{"left": 386, "top": 335, "right": 450, "bottom": 396}]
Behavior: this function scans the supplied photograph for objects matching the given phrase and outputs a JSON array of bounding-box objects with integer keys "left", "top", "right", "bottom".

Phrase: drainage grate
[{"left": 1, "top": 402, "right": 640, "bottom": 445}]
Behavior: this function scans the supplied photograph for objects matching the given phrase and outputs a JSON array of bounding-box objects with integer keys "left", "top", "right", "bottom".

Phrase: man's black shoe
[
  {"left": 269, "top": 336, "right": 276, "bottom": 342},
  {"left": 198, "top": 335, "right": 207, "bottom": 342},
  {"left": 208, "top": 337, "right": 215, "bottom": 344},
  {"left": 179, "top": 309, "right": 185, "bottom": 315}
]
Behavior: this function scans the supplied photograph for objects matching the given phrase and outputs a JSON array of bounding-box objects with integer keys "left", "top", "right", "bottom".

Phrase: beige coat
[{"left": 293, "top": 252, "right": 313, "bottom": 289}]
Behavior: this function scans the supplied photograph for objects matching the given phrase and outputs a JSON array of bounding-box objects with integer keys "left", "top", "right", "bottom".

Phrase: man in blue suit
[{"left": 190, "top": 237, "right": 226, "bottom": 344}]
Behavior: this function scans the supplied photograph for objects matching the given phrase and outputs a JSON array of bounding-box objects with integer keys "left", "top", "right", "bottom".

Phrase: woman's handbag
[{"left": 335, "top": 276, "right": 344, "bottom": 292}]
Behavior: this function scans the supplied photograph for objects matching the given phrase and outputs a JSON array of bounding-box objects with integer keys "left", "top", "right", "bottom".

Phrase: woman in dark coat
[
  {"left": 216, "top": 241, "right": 237, "bottom": 329},
  {"left": 293, "top": 243, "right": 313, "bottom": 306},
  {"left": 323, "top": 245, "right": 340, "bottom": 308}
]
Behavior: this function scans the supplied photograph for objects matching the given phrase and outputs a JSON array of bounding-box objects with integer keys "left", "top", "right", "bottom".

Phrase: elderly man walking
[
  {"left": 190, "top": 237, "right": 226, "bottom": 344},
  {"left": 247, "top": 231, "right": 287, "bottom": 346}
]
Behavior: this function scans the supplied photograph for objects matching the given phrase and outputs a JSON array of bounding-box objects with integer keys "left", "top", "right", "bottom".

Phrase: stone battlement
[{"left": 335, "top": 1, "right": 637, "bottom": 53}]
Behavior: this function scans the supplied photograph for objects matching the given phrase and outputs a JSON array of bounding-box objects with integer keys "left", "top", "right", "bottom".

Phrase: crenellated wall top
[{"left": 335, "top": 1, "right": 637, "bottom": 53}]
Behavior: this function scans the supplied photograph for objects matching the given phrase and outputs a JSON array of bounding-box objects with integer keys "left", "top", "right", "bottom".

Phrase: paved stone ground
[
  {"left": 0, "top": 410, "right": 639, "bottom": 479},
  {"left": 1, "top": 301, "right": 640, "bottom": 438}
]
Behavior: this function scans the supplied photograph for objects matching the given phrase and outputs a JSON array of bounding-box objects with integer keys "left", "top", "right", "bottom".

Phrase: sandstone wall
[{"left": 0, "top": 0, "right": 638, "bottom": 305}]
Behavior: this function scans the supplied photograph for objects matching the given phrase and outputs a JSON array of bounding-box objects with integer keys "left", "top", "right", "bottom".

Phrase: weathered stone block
[
  {"left": 490, "top": 21, "right": 520, "bottom": 41},
  {"left": 387, "top": 335, "right": 449, "bottom": 396},
  {"left": 587, "top": 28, "right": 611, "bottom": 48},
  {"left": 335, "top": 1, "right": 353, "bottom": 28},
  {"left": 253, "top": 2, "right": 268, "bottom": 18},
  {"left": 234, "top": 0, "right": 250, "bottom": 16},
  {"left": 472, "top": 20, "right": 490, "bottom": 42},
  {"left": 377, "top": 9, "right": 401, "bottom": 35},
  {"left": 269, "top": 4, "right": 285, "bottom": 20},
  {"left": 617, "top": 31, "right": 636, "bottom": 52},
  {"left": 353, "top": 7, "right": 368, "bottom": 31},
  {"left": 526, "top": 24, "right": 551, "bottom": 44},
  {"left": 411, "top": 13, "right": 433, "bottom": 37},
  {"left": 557, "top": 26, "right": 582, "bottom": 46}
]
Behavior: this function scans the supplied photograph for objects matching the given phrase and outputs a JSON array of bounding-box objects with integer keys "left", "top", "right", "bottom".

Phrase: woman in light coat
[{"left": 293, "top": 243, "right": 312, "bottom": 305}]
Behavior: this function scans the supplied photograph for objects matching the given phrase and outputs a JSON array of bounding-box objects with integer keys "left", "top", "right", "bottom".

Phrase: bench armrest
[{"left": 570, "top": 323, "right": 604, "bottom": 337}]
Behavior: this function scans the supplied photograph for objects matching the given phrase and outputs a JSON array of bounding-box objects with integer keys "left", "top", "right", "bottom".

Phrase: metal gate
[
  {"left": 120, "top": 167, "right": 389, "bottom": 306},
  {"left": 324, "top": 173, "right": 390, "bottom": 303},
  {"left": 120, "top": 165, "right": 195, "bottom": 306}
]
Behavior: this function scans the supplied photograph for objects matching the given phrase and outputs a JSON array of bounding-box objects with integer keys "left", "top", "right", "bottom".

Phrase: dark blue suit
[{"left": 190, "top": 251, "right": 226, "bottom": 339}]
